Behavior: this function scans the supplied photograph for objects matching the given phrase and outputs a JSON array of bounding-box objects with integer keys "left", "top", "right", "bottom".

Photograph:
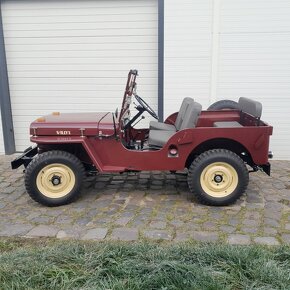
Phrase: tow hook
[{"left": 268, "top": 151, "right": 273, "bottom": 159}]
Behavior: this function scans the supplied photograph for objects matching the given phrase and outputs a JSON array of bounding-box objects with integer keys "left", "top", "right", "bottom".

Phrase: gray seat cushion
[
  {"left": 213, "top": 121, "right": 243, "bottom": 128},
  {"left": 149, "top": 97, "right": 194, "bottom": 131},
  {"left": 149, "top": 121, "right": 176, "bottom": 131},
  {"left": 179, "top": 102, "right": 202, "bottom": 130},
  {"left": 149, "top": 101, "right": 202, "bottom": 147},
  {"left": 239, "top": 97, "right": 262, "bottom": 118},
  {"left": 148, "top": 130, "right": 176, "bottom": 147}
]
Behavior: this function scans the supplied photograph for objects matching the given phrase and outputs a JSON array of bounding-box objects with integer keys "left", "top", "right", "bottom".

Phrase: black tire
[
  {"left": 207, "top": 100, "right": 239, "bottom": 110},
  {"left": 25, "top": 150, "right": 85, "bottom": 207},
  {"left": 187, "top": 149, "right": 249, "bottom": 206}
]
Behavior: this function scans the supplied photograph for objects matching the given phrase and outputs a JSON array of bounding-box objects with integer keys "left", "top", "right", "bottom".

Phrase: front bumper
[{"left": 11, "top": 146, "right": 38, "bottom": 169}]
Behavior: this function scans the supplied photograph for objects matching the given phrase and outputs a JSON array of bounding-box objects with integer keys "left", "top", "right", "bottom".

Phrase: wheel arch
[
  {"left": 185, "top": 138, "right": 254, "bottom": 169},
  {"left": 37, "top": 142, "right": 99, "bottom": 172}
]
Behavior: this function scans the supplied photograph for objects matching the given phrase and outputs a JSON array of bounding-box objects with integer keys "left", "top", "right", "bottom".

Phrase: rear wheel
[
  {"left": 187, "top": 149, "right": 249, "bottom": 206},
  {"left": 25, "top": 150, "right": 84, "bottom": 206}
]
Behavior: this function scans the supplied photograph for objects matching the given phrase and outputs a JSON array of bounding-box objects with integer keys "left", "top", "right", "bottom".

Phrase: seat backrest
[
  {"left": 175, "top": 97, "right": 194, "bottom": 130},
  {"left": 179, "top": 101, "right": 202, "bottom": 130},
  {"left": 238, "top": 97, "right": 262, "bottom": 118}
]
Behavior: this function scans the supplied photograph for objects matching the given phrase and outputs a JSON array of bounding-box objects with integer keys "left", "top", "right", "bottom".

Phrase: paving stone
[
  {"left": 114, "top": 217, "right": 132, "bottom": 226},
  {"left": 56, "top": 227, "right": 85, "bottom": 239},
  {"left": 149, "top": 221, "right": 167, "bottom": 229},
  {"left": 110, "top": 228, "right": 138, "bottom": 241},
  {"left": 143, "top": 230, "right": 173, "bottom": 241},
  {"left": 0, "top": 203, "right": 6, "bottom": 209},
  {"left": 220, "top": 225, "right": 236, "bottom": 233},
  {"left": 0, "top": 224, "right": 33, "bottom": 236},
  {"left": 228, "top": 219, "right": 240, "bottom": 226},
  {"left": 264, "top": 218, "right": 280, "bottom": 228},
  {"left": 81, "top": 228, "right": 108, "bottom": 240},
  {"left": 32, "top": 216, "right": 54, "bottom": 224},
  {"left": 174, "top": 231, "right": 190, "bottom": 242},
  {"left": 246, "top": 191, "right": 263, "bottom": 203},
  {"left": 191, "top": 231, "right": 219, "bottom": 242},
  {"left": 27, "top": 225, "right": 59, "bottom": 237},
  {"left": 263, "top": 227, "right": 278, "bottom": 235},
  {"left": 243, "top": 219, "right": 260, "bottom": 227},
  {"left": 1, "top": 187, "right": 15, "bottom": 194},
  {"left": 240, "top": 227, "right": 259, "bottom": 234},
  {"left": 244, "top": 211, "right": 261, "bottom": 220},
  {"left": 202, "top": 221, "right": 217, "bottom": 231},
  {"left": 227, "top": 234, "right": 251, "bottom": 245},
  {"left": 254, "top": 237, "right": 280, "bottom": 246},
  {"left": 281, "top": 234, "right": 290, "bottom": 244}
]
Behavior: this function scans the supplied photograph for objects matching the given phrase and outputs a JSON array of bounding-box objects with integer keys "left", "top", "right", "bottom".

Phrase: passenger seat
[
  {"left": 149, "top": 97, "right": 194, "bottom": 131},
  {"left": 149, "top": 101, "right": 202, "bottom": 147}
]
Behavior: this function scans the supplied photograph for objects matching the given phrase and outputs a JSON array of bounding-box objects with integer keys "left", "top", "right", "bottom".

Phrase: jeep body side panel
[{"left": 31, "top": 122, "right": 272, "bottom": 172}]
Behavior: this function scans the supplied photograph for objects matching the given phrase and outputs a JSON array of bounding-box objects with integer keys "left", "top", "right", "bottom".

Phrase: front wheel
[
  {"left": 25, "top": 150, "right": 85, "bottom": 206},
  {"left": 187, "top": 149, "right": 249, "bottom": 206}
]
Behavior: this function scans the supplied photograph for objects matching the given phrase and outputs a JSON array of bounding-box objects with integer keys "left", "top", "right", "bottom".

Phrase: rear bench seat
[{"left": 213, "top": 97, "right": 262, "bottom": 128}]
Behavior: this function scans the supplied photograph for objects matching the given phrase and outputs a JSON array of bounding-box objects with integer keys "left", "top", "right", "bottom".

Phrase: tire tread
[
  {"left": 25, "top": 150, "right": 85, "bottom": 206},
  {"left": 187, "top": 149, "right": 249, "bottom": 206}
]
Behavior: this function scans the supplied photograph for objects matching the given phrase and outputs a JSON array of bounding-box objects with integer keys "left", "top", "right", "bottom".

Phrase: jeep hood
[{"left": 30, "top": 112, "right": 116, "bottom": 136}]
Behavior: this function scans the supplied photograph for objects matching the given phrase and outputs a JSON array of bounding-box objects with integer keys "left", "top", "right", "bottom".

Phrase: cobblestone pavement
[{"left": 0, "top": 155, "right": 289, "bottom": 245}]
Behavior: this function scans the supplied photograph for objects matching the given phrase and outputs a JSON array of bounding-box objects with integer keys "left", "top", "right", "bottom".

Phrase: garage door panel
[
  {"left": 4, "top": 28, "right": 157, "bottom": 38},
  {"left": 2, "top": 4, "right": 156, "bottom": 17},
  {"left": 5, "top": 42, "right": 157, "bottom": 52},
  {"left": 2, "top": 0, "right": 158, "bottom": 151},
  {"left": 218, "top": 0, "right": 290, "bottom": 160},
  {"left": 3, "top": 14, "right": 158, "bottom": 25},
  {"left": 6, "top": 49, "right": 158, "bottom": 59},
  {"left": 6, "top": 56, "right": 156, "bottom": 65},
  {"left": 8, "top": 67, "right": 157, "bottom": 77},
  {"left": 5, "top": 21, "right": 158, "bottom": 31},
  {"left": 4, "top": 35, "right": 157, "bottom": 45}
]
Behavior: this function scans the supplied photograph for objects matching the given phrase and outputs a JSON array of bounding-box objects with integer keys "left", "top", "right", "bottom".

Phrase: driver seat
[
  {"left": 149, "top": 97, "right": 194, "bottom": 131},
  {"left": 148, "top": 101, "right": 202, "bottom": 147}
]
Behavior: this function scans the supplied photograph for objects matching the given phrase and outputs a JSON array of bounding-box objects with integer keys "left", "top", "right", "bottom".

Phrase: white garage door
[
  {"left": 217, "top": 0, "right": 290, "bottom": 160},
  {"left": 164, "top": 0, "right": 213, "bottom": 117},
  {"left": 1, "top": 0, "right": 158, "bottom": 151}
]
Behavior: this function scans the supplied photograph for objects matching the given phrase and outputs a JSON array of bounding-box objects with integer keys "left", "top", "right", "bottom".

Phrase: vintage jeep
[{"left": 12, "top": 70, "right": 273, "bottom": 207}]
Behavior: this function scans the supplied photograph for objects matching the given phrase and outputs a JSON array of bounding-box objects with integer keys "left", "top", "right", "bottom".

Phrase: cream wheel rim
[
  {"left": 36, "top": 163, "right": 75, "bottom": 198},
  {"left": 200, "top": 162, "right": 238, "bottom": 198}
]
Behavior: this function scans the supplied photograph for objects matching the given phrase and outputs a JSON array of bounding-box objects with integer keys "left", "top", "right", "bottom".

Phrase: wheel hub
[
  {"left": 200, "top": 162, "right": 238, "bottom": 198},
  {"left": 36, "top": 163, "right": 76, "bottom": 199},
  {"left": 51, "top": 175, "right": 61, "bottom": 186},
  {"left": 213, "top": 174, "right": 223, "bottom": 183}
]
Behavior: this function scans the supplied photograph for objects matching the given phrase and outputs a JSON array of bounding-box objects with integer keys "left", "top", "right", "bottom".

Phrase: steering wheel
[{"left": 135, "top": 94, "right": 158, "bottom": 120}]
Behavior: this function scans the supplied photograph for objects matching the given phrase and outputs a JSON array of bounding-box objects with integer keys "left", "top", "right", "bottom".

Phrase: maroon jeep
[{"left": 12, "top": 70, "right": 273, "bottom": 207}]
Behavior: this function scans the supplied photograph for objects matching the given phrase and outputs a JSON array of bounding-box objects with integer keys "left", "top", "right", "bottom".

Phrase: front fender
[{"left": 30, "top": 136, "right": 104, "bottom": 172}]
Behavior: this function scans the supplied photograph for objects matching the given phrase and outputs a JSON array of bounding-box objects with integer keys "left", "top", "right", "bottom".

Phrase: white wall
[
  {"left": 164, "top": 0, "right": 213, "bottom": 116},
  {"left": 0, "top": 108, "right": 4, "bottom": 154},
  {"left": 217, "top": 0, "right": 290, "bottom": 160},
  {"left": 165, "top": 0, "right": 290, "bottom": 160}
]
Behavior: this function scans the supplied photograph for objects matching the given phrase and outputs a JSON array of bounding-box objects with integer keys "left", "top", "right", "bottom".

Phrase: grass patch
[{"left": 0, "top": 238, "right": 289, "bottom": 289}]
